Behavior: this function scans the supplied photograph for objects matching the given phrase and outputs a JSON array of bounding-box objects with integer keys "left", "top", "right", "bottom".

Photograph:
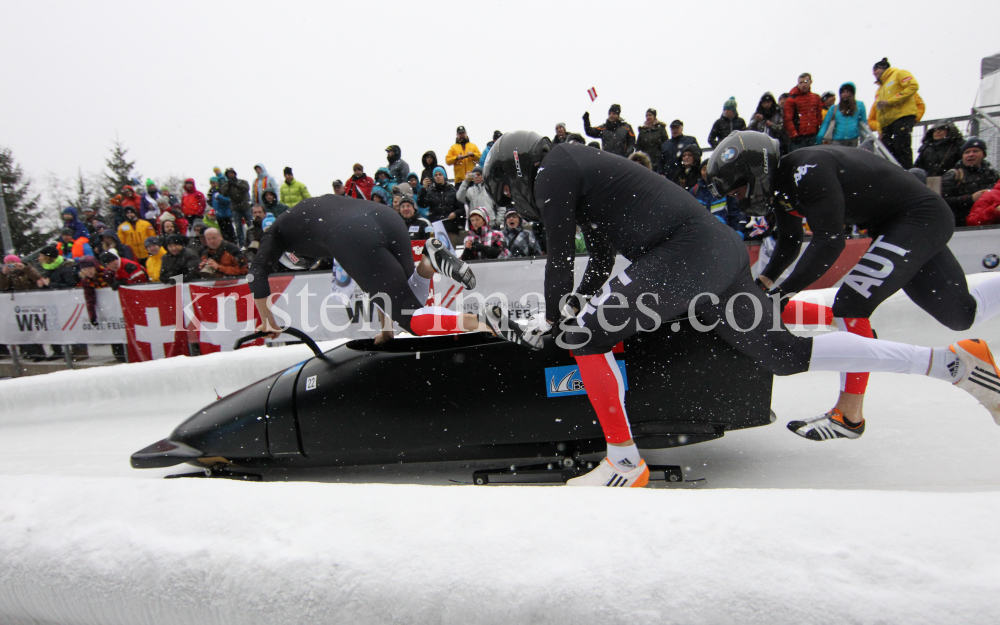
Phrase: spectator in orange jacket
[
  {"left": 783, "top": 73, "right": 825, "bottom": 152},
  {"left": 180, "top": 178, "right": 206, "bottom": 219},
  {"left": 198, "top": 228, "right": 248, "bottom": 277}
]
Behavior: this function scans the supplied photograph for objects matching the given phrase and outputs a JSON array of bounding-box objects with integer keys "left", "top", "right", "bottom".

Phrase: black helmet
[
  {"left": 705, "top": 131, "right": 780, "bottom": 216},
  {"left": 482, "top": 130, "right": 551, "bottom": 221}
]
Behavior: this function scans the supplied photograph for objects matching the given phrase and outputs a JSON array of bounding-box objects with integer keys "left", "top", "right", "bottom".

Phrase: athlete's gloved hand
[
  {"left": 517, "top": 314, "right": 552, "bottom": 350},
  {"left": 560, "top": 292, "right": 591, "bottom": 319}
]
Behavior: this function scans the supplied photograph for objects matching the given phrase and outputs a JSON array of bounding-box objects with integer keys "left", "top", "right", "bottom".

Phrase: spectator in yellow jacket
[
  {"left": 868, "top": 93, "right": 924, "bottom": 134},
  {"left": 143, "top": 237, "right": 167, "bottom": 281},
  {"left": 872, "top": 57, "right": 920, "bottom": 168},
  {"left": 117, "top": 207, "right": 157, "bottom": 261},
  {"left": 445, "top": 126, "right": 481, "bottom": 184},
  {"left": 279, "top": 167, "right": 311, "bottom": 207}
]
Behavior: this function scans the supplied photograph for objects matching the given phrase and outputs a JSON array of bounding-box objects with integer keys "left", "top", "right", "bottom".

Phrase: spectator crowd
[{"left": 4, "top": 55, "right": 1000, "bottom": 347}]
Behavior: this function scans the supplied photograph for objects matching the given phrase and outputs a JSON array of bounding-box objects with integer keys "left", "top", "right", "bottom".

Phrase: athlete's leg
[
  {"left": 822, "top": 204, "right": 955, "bottom": 422},
  {"left": 562, "top": 227, "right": 746, "bottom": 484},
  {"left": 900, "top": 247, "right": 978, "bottom": 331}
]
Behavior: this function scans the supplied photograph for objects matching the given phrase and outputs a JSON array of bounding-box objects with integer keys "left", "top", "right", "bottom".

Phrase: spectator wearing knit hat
[
  {"left": 143, "top": 237, "right": 167, "bottom": 282},
  {"left": 784, "top": 72, "right": 825, "bottom": 152},
  {"left": 501, "top": 210, "right": 542, "bottom": 258},
  {"left": 36, "top": 245, "right": 79, "bottom": 290},
  {"left": 553, "top": 122, "right": 569, "bottom": 145},
  {"left": 583, "top": 104, "right": 635, "bottom": 157},
  {"left": 816, "top": 83, "right": 867, "bottom": 147},
  {"left": 1, "top": 254, "right": 43, "bottom": 292},
  {"left": 941, "top": 137, "right": 1000, "bottom": 226},
  {"left": 100, "top": 251, "right": 148, "bottom": 289},
  {"left": 708, "top": 97, "right": 747, "bottom": 148},
  {"left": 418, "top": 166, "right": 462, "bottom": 245},
  {"left": 461, "top": 208, "right": 507, "bottom": 261},
  {"left": 159, "top": 234, "right": 201, "bottom": 284},
  {"left": 280, "top": 167, "right": 311, "bottom": 208},
  {"left": 872, "top": 57, "right": 921, "bottom": 168},
  {"left": 398, "top": 197, "right": 433, "bottom": 241}
]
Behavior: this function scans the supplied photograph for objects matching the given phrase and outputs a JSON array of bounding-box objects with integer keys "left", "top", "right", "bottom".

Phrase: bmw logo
[
  {"left": 984, "top": 254, "right": 1000, "bottom": 269},
  {"left": 14, "top": 306, "right": 19, "bottom": 313},
  {"left": 721, "top": 147, "right": 738, "bottom": 162}
]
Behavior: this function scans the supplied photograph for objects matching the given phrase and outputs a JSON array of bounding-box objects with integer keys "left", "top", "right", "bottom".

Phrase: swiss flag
[
  {"left": 189, "top": 277, "right": 294, "bottom": 354},
  {"left": 120, "top": 284, "right": 190, "bottom": 362}
]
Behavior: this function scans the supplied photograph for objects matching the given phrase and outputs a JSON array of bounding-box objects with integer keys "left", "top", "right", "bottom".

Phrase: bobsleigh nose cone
[{"left": 131, "top": 439, "right": 203, "bottom": 469}]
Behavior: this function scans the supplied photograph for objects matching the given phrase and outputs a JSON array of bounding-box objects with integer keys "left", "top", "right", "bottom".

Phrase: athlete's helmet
[
  {"left": 705, "top": 131, "right": 781, "bottom": 216},
  {"left": 483, "top": 130, "right": 551, "bottom": 221}
]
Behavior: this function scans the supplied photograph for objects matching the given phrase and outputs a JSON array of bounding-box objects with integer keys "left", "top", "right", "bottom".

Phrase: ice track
[{"left": 1, "top": 276, "right": 1000, "bottom": 624}]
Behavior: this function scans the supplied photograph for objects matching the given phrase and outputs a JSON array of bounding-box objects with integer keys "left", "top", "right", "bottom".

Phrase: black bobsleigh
[{"left": 131, "top": 323, "right": 774, "bottom": 479}]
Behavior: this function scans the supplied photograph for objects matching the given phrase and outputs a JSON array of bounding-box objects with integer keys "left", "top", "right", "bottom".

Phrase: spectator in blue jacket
[
  {"left": 816, "top": 82, "right": 867, "bottom": 147},
  {"left": 60, "top": 207, "right": 90, "bottom": 240},
  {"left": 212, "top": 180, "right": 236, "bottom": 243},
  {"left": 373, "top": 167, "right": 396, "bottom": 200}
]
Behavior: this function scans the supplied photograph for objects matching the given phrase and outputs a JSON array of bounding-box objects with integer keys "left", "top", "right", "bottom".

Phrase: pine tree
[
  {"left": 0, "top": 146, "right": 52, "bottom": 255},
  {"left": 72, "top": 169, "right": 102, "bottom": 216},
  {"left": 102, "top": 139, "right": 139, "bottom": 200}
]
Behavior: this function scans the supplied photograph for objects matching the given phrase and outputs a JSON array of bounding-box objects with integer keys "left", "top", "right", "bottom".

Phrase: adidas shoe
[
  {"left": 951, "top": 339, "right": 1000, "bottom": 425},
  {"left": 423, "top": 238, "right": 475, "bottom": 289},
  {"left": 482, "top": 305, "right": 545, "bottom": 350},
  {"left": 565, "top": 458, "right": 650, "bottom": 487},
  {"left": 787, "top": 409, "right": 865, "bottom": 441}
]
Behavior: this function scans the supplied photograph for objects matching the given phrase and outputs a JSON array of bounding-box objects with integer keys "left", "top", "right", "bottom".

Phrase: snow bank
[{"left": 1, "top": 476, "right": 998, "bottom": 625}]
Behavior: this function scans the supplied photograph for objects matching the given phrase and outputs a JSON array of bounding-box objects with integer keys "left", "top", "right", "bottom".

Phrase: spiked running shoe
[
  {"left": 951, "top": 339, "right": 1000, "bottom": 425},
  {"left": 423, "top": 238, "right": 475, "bottom": 289},
  {"left": 787, "top": 409, "right": 865, "bottom": 441},
  {"left": 565, "top": 458, "right": 650, "bottom": 487}
]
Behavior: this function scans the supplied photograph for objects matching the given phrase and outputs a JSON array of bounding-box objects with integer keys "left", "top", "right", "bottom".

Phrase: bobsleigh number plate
[{"left": 545, "top": 362, "right": 627, "bottom": 398}]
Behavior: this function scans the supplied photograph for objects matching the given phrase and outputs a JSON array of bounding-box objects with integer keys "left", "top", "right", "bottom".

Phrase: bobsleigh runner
[{"left": 131, "top": 323, "right": 775, "bottom": 485}]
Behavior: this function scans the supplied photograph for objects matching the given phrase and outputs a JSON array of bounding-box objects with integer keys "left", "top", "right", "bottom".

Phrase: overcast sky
[{"left": 3, "top": 0, "right": 998, "bottom": 203}]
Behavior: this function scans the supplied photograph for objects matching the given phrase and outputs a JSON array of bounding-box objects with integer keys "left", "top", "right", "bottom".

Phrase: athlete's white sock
[
  {"left": 407, "top": 271, "right": 432, "bottom": 302},
  {"left": 809, "top": 332, "right": 930, "bottom": 375},
  {"left": 927, "top": 347, "right": 966, "bottom": 383},
  {"left": 607, "top": 443, "right": 642, "bottom": 472},
  {"left": 971, "top": 276, "right": 1000, "bottom": 326}
]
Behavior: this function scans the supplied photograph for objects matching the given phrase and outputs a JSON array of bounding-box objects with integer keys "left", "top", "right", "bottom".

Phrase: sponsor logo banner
[{"left": 545, "top": 361, "right": 628, "bottom": 398}]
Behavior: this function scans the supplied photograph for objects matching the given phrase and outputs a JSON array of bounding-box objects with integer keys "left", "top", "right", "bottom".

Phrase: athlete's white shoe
[
  {"left": 787, "top": 408, "right": 865, "bottom": 441},
  {"left": 566, "top": 458, "right": 650, "bottom": 487},
  {"left": 423, "top": 238, "right": 475, "bottom": 289},
  {"left": 951, "top": 339, "right": 1000, "bottom": 425}
]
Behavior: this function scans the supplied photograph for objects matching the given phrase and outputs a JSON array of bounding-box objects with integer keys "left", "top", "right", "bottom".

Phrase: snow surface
[{"left": 2, "top": 276, "right": 1000, "bottom": 624}]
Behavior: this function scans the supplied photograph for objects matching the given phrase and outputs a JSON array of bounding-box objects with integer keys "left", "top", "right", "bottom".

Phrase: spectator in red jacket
[
  {"left": 344, "top": 164, "right": 374, "bottom": 200},
  {"left": 180, "top": 178, "right": 206, "bottom": 219},
  {"left": 783, "top": 73, "right": 825, "bottom": 152},
  {"left": 966, "top": 180, "right": 1000, "bottom": 227},
  {"left": 120, "top": 185, "right": 143, "bottom": 212},
  {"left": 99, "top": 252, "right": 148, "bottom": 288}
]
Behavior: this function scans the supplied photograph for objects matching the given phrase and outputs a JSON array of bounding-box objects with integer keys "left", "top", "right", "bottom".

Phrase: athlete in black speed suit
[
  {"left": 708, "top": 131, "right": 1000, "bottom": 440},
  {"left": 248, "top": 194, "right": 484, "bottom": 340},
  {"left": 482, "top": 131, "right": 1000, "bottom": 487}
]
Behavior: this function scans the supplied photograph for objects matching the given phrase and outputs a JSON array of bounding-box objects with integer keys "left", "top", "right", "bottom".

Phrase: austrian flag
[{"left": 587, "top": 87, "right": 598, "bottom": 102}]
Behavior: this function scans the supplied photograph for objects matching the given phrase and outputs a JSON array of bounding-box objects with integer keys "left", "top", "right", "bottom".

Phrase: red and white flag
[
  {"left": 120, "top": 284, "right": 190, "bottom": 362},
  {"left": 188, "top": 282, "right": 263, "bottom": 354},
  {"left": 587, "top": 87, "right": 598, "bottom": 102}
]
